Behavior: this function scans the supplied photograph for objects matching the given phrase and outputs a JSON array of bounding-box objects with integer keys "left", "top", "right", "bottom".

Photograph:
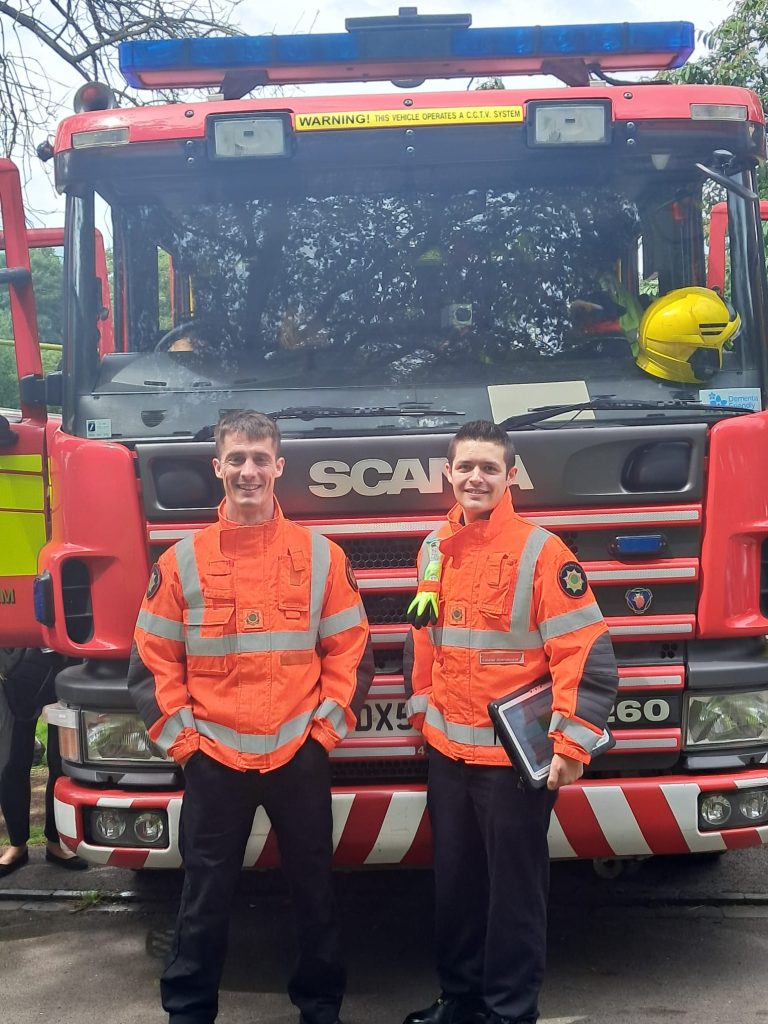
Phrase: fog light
[
  {"left": 134, "top": 812, "right": 165, "bottom": 845},
  {"left": 738, "top": 790, "right": 768, "bottom": 822},
  {"left": 93, "top": 809, "right": 128, "bottom": 841},
  {"left": 700, "top": 794, "right": 732, "bottom": 827}
]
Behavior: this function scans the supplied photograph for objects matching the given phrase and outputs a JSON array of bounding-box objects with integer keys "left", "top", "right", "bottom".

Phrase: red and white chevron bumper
[{"left": 54, "top": 770, "right": 768, "bottom": 869}]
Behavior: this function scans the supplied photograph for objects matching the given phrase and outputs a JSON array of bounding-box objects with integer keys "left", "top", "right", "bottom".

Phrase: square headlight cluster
[
  {"left": 83, "top": 711, "right": 166, "bottom": 763},
  {"left": 685, "top": 690, "right": 768, "bottom": 749}
]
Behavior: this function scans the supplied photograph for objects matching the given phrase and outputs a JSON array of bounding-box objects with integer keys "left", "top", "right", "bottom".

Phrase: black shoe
[
  {"left": 488, "top": 1015, "right": 536, "bottom": 1024},
  {"left": 403, "top": 995, "right": 487, "bottom": 1024},
  {"left": 0, "top": 849, "right": 29, "bottom": 878},
  {"left": 45, "top": 849, "right": 89, "bottom": 870}
]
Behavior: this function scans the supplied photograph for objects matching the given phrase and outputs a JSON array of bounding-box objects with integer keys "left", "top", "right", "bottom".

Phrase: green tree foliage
[
  {"left": 0, "top": 0, "right": 243, "bottom": 174},
  {"left": 0, "top": 247, "right": 64, "bottom": 409},
  {"left": 667, "top": 0, "right": 768, "bottom": 108},
  {"left": 664, "top": 2, "right": 768, "bottom": 199}
]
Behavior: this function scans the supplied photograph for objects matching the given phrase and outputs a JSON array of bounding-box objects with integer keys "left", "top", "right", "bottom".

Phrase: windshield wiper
[
  {"left": 270, "top": 404, "right": 465, "bottom": 420},
  {"left": 500, "top": 397, "right": 753, "bottom": 430},
  {"left": 192, "top": 404, "right": 465, "bottom": 441}
]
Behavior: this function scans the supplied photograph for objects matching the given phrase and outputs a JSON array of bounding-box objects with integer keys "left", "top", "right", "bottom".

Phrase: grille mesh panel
[
  {"left": 336, "top": 536, "right": 422, "bottom": 570},
  {"left": 362, "top": 593, "right": 412, "bottom": 625}
]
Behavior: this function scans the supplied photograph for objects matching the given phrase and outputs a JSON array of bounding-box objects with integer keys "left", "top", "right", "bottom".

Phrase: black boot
[{"left": 402, "top": 995, "right": 487, "bottom": 1024}]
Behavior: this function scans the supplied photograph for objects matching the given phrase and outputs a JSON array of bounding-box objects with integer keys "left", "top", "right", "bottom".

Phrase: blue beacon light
[
  {"left": 119, "top": 19, "right": 694, "bottom": 91},
  {"left": 611, "top": 535, "right": 668, "bottom": 558}
]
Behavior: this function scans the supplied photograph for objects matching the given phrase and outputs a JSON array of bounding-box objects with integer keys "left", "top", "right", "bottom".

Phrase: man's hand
[
  {"left": 406, "top": 590, "right": 439, "bottom": 628},
  {"left": 547, "top": 752, "right": 584, "bottom": 791}
]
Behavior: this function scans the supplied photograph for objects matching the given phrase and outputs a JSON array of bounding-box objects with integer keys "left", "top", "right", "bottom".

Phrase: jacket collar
[
  {"left": 215, "top": 497, "right": 283, "bottom": 556},
  {"left": 445, "top": 487, "right": 517, "bottom": 544}
]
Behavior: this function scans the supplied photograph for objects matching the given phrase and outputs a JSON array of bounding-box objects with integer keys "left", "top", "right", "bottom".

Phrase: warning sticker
[{"left": 294, "top": 106, "right": 524, "bottom": 132}]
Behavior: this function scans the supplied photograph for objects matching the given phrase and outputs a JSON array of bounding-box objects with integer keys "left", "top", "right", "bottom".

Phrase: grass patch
[
  {"left": 72, "top": 890, "right": 103, "bottom": 912},
  {"left": 28, "top": 825, "right": 46, "bottom": 847}
]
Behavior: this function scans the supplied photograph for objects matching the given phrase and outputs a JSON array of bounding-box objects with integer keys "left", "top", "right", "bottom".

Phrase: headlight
[
  {"left": 685, "top": 690, "right": 768, "bottom": 748},
  {"left": 528, "top": 101, "right": 610, "bottom": 146},
  {"left": 210, "top": 115, "right": 290, "bottom": 159},
  {"left": 83, "top": 711, "right": 166, "bottom": 762}
]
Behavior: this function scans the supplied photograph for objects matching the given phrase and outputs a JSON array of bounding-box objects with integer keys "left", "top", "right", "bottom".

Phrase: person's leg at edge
[
  {"left": 161, "top": 753, "right": 260, "bottom": 1024},
  {"left": 0, "top": 714, "right": 35, "bottom": 866},
  {"left": 473, "top": 766, "right": 557, "bottom": 1024},
  {"left": 427, "top": 747, "right": 489, "bottom": 1007},
  {"left": 263, "top": 737, "right": 345, "bottom": 1024}
]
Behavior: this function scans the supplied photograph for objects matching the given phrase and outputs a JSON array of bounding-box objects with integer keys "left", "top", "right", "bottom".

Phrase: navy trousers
[
  {"left": 427, "top": 746, "right": 557, "bottom": 1024},
  {"left": 162, "top": 737, "right": 345, "bottom": 1024}
]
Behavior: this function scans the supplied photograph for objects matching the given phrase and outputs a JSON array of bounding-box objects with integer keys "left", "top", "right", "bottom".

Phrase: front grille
[
  {"left": 374, "top": 648, "right": 404, "bottom": 675},
  {"left": 331, "top": 759, "right": 426, "bottom": 784},
  {"left": 363, "top": 593, "right": 411, "bottom": 625},
  {"left": 61, "top": 558, "right": 94, "bottom": 644},
  {"left": 659, "top": 641, "right": 680, "bottom": 660},
  {"left": 553, "top": 530, "right": 579, "bottom": 557},
  {"left": 335, "top": 536, "right": 421, "bottom": 570}
]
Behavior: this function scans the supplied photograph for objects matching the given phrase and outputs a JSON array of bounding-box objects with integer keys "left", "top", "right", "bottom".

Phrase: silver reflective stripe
[
  {"left": 310, "top": 531, "right": 331, "bottom": 636},
  {"left": 137, "top": 609, "right": 185, "bottom": 643},
  {"left": 429, "top": 625, "right": 545, "bottom": 651},
  {"left": 154, "top": 707, "right": 196, "bottom": 755},
  {"left": 315, "top": 698, "right": 348, "bottom": 738},
  {"left": 176, "top": 535, "right": 204, "bottom": 626},
  {"left": 510, "top": 526, "right": 549, "bottom": 642},
  {"left": 177, "top": 529, "right": 333, "bottom": 659},
  {"left": 198, "top": 707, "right": 315, "bottom": 755},
  {"left": 539, "top": 603, "right": 604, "bottom": 641},
  {"left": 318, "top": 601, "right": 365, "bottom": 639},
  {"left": 418, "top": 529, "right": 443, "bottom": 579},
  {"left": 186, "top": 631, "right": 317, "bottom": 656},
  {"left": 425, "top": 704, "right": 497, "bottom": 746},
  {"left": 549, "top": 712, "right": 602, "bottom": 753},
  {"left": 406, "top": 694, "right": 429, "bottom": 717},
  {"left": 427, "top": 525, "right": 549, "bottom": 652}
]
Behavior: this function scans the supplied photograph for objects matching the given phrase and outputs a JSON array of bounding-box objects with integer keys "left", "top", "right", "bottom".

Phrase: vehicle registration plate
[{"left": 354, "top": 699, "right": 415, "bottom": 735}]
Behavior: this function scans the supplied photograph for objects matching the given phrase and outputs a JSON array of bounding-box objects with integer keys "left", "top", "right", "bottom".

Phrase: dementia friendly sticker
[
  {"left": 698, "top": 388, "right": 762, "bottom": 412},
  {"left": 294, "top": 106, "right": 524, "bottom": 131}
]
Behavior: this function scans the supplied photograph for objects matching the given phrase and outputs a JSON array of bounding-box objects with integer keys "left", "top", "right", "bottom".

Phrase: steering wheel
[{"left": 154, "top": 321, "right": 202, "bottom": 353}]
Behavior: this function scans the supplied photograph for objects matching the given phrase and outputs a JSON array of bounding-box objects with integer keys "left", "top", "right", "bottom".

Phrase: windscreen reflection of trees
[{"left": 152, "top": 188, "right": 639, "bottom": 382}]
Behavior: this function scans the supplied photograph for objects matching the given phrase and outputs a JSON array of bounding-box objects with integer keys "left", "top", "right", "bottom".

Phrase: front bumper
[{"left": 54, "top": 769, "right": 768, "bottom": 869}]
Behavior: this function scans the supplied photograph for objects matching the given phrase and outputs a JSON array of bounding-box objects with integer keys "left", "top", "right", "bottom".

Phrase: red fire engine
[{"left": 2, "top": 10, "right": 768, "bottom": 869}]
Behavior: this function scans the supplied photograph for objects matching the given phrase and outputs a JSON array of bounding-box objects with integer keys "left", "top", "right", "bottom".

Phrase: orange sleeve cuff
[
  {"left": 167, "top": 728, "right": 200, "bottom": 764},
  {"left": 552, "top": 734, "right": 592, "bottom": 765}
]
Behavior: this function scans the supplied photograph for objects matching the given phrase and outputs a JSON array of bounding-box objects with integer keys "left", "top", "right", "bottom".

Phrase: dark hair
[
  {"left": 447, "top": 420, "right": 517, "bottom": 471},
  {"left": 214, "top": 410, "right": 281, "bottom": 458}
]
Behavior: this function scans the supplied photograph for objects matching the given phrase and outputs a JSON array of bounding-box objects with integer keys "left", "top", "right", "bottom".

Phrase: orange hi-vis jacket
[
  {"left": 404, "top": 490, "right": 619, "bottom": 766},
  {"left": 128, "top": 499, "right": 374, "bottom": 772}
]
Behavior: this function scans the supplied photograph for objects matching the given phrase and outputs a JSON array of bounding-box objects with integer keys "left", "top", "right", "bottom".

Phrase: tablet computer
[{"left": 487, "top": 679, "right": 615, "bottom": 789}]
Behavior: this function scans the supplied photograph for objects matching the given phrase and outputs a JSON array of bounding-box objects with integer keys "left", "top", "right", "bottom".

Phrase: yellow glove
[
  {"left": 407, "top": 551, "right": 441, "bottom": 628},
  {"left": 406, "top": 586, "right": 439, "bottom": 628}
]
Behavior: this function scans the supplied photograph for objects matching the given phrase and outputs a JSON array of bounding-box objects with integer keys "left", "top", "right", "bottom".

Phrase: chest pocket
[
  {"left": 183, "top": 594, "right": 235, "bottom": 677},
  {"left": 478, "top": 553, "right": 517, "bottom": 621},
  {"left": 278, "top": 549, "right": 311, "bottom": 627}
]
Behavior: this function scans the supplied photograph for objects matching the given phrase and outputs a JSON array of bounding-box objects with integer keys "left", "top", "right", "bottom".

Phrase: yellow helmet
[{"left": 636, "top": 287, "right": 741, "bottom": 384}]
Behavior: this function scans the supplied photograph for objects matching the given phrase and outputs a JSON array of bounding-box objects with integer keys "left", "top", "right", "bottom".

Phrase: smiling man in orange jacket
[
  {"left": 403, "top": 420, "right": 618, "bottom": 1024},
  {"left": 128, "top": 409, "right": 373, "bottom": 1024}
]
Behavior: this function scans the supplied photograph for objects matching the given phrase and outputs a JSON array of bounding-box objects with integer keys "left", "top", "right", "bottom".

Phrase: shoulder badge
[
  {"left": 558, "top": 561, "right": 587, "bottom": 599},
  {"left": 345, "top": 557, "right": 359, "bottom": 592},
  {"left": 146, "top": 563, "right": 162, "bottom": 599}
]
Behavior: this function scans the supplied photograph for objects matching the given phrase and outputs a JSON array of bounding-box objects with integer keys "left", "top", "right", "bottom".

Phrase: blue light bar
[
  {"left": 611, "top": 535, "right": 668, "bottom": 557},
  {"left": 119, "top": 21, "right": 694, "bottom": 91}
]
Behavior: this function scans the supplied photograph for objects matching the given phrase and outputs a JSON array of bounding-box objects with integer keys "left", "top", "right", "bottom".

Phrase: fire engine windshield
[{"left": 66, "top": 165, "right": 766, "bottom": 439}]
